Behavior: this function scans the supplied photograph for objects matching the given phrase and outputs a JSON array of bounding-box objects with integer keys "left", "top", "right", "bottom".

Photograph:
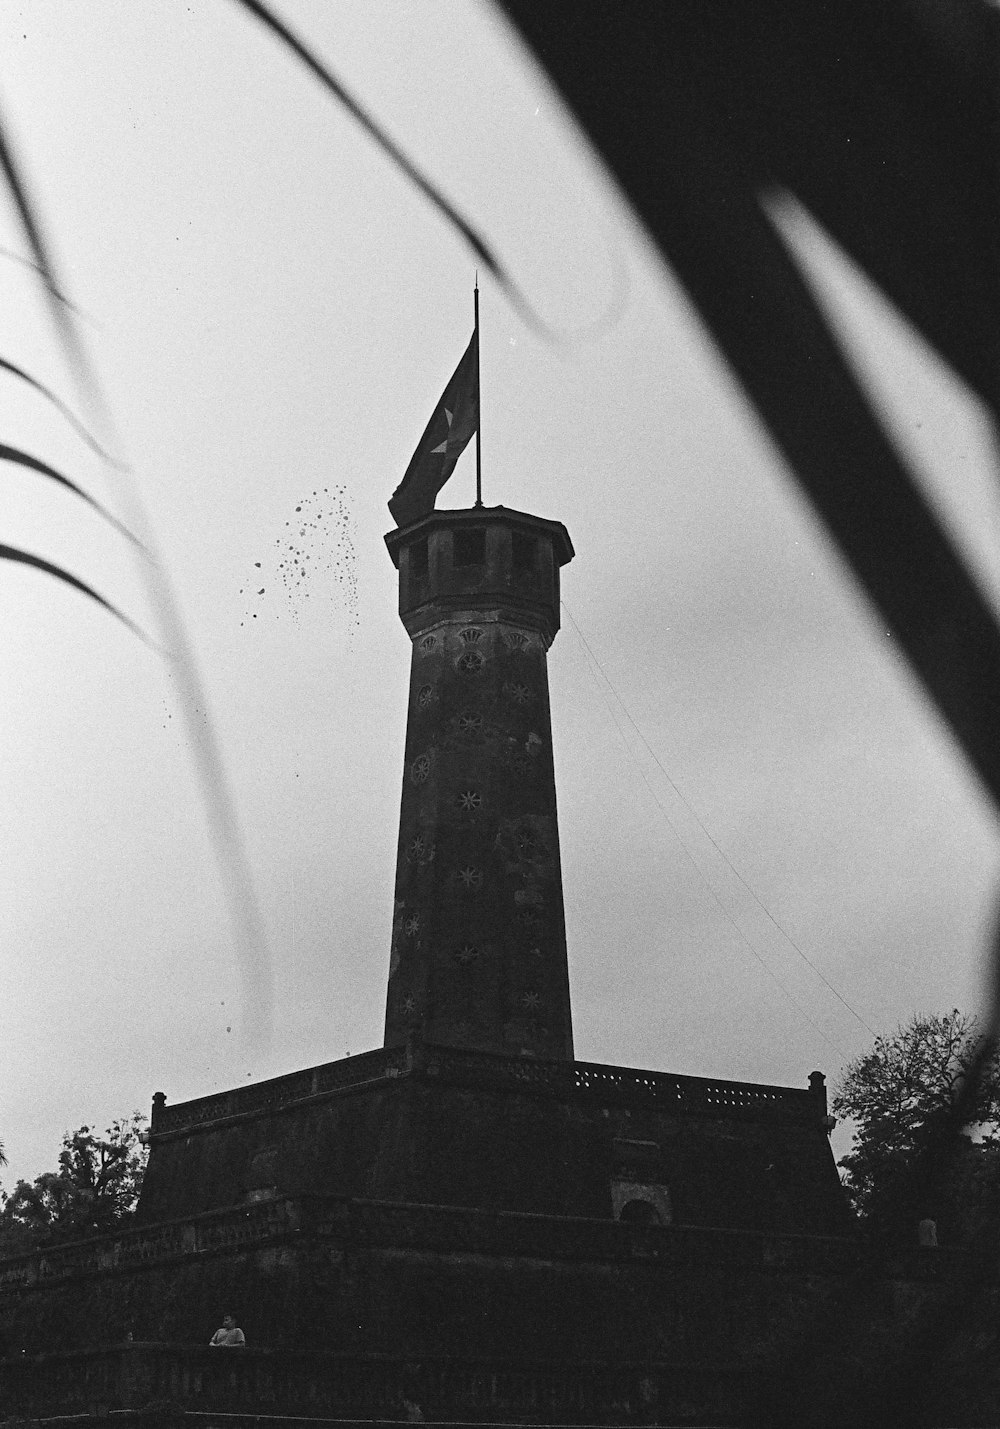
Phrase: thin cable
[
  {"left": 564, "top": 605, "right": 851, "bottom": 1060},
  {"left": 563, "top": 598, "right": 877, "bottom": 1041}
]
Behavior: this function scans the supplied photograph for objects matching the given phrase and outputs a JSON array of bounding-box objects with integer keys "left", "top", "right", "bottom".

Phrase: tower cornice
[
  {"left": 385, "top": 505, "right": 574, "bottom": 646},
  {"left": 385, "top": 505, "right": 574, "bottom": 570}
]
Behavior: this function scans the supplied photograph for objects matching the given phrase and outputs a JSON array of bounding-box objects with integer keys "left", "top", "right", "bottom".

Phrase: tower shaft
[{"left": 384, "top": 507, "right": 574, "bottom": 1058}]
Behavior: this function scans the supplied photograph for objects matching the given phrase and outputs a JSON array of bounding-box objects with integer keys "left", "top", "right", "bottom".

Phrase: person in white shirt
[{"left": 209, "top": 1314, "right": 246, "bottom": 1348}]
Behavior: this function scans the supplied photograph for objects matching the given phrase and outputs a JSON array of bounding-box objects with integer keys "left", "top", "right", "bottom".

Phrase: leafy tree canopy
[
  {"left": 833, "top": 1010, "right": 1000, "bottom": 1244},
  {"left": 0, "top": 1113, "right": 147, "bottom": 1254}
]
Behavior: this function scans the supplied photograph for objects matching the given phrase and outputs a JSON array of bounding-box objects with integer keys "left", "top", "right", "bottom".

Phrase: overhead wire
[{"left": 562, "top": 598, "right": 872, "bottom": 1061}]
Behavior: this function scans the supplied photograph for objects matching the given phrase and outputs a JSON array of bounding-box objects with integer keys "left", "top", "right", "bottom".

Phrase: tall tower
[{"left": 384, "top": 505, "right": 575, "bottom": 1059}]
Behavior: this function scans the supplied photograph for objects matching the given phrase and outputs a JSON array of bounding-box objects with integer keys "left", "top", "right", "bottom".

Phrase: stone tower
[
  {"left": 0, "top": 493, "right": 865, "bottom": 1429},
  {"left": 384, "top": 505, "right": 575, "bottom": 1059}
]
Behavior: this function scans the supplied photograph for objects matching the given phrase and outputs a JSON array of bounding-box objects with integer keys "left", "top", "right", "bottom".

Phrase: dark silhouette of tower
[
  {"left": 0, "top": 493, "right": 876, "bottom": 1429},
  {"left": 384, "top": 506, "right": 574, "bottom": 1059},
  {"left": 130, "top": 494, "right": 843, "bottom": 1233}
]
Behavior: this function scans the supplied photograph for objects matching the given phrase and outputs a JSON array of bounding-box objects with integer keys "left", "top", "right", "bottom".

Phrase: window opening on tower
[
  {"left": 453, "top": 528, "right": 486, "bottom": 567},
  {"left": 409, "top": 538, "right": 429, "bottom": 581},
  {"left": 512, "top": 531, "right": 537, "bottom": 574}
]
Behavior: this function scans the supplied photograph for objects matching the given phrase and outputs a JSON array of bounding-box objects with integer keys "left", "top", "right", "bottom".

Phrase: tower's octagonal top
[{"left": 385, "top": 506, "right": 574, "bottom": 644}]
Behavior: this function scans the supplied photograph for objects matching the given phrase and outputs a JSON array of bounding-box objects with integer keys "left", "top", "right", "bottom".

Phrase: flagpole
[{"left": 474, "top": 279, "right": 482, "bottom": 508}]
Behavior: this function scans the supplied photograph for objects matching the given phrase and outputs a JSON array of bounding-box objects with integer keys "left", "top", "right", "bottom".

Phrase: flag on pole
[{"left": 389, "top": 327, "right": 479, "bottom": 526}]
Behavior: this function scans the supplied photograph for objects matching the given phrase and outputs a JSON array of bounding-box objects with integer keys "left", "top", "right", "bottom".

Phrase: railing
[
  {"left": 0, "top": 1192, "right": 863, "bottom": 1293},
  {"left": 0, "top": 1341, "right": 748, "bottom": 1422},
  {"left": 0, "top": 1199, "right": 303, "bottom": 1291},
  {"left": 152, "top": 1044, "right": 410, "bottom": 1135},
  {"left": 344, "top": 1197, "right": 862, "bottom": 1274},
  {"left": 152, "top": 1040, "right": 821, "bottom": 1140},
  {"left": 418, "top": 1043, "right": 820, "bottom": 1122}
]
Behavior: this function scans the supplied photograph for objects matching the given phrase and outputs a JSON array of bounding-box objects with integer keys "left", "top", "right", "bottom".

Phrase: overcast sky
[{"left": 0, "top": 1, "right": 997, "bottom": 1190}]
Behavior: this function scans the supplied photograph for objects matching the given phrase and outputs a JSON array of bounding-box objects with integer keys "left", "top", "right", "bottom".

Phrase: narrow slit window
[
  {"left": 409, "top": 538, "right": 429, "bottom": 581},
  {"left": 512, "top": 532, "right": 537, "bottom": 574},
  {"left": 453, "top": 529, "right": 486, "bottom": 567}
]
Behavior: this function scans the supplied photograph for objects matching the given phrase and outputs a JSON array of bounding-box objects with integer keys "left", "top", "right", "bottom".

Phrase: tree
[
  {"left": 0, "top": 1113, "right": 148, "bottom": 1252},
  {"left": 833, "top": 1010, "right": 1000, "bottom": 1245}
]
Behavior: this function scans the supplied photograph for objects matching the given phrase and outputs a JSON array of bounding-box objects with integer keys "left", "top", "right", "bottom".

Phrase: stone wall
[
  {"left": 0, "top": 1195, "right": 866, "bottom": 1355},
  {"left": 385, "top": 507, "right": 575, "bottom": 1059},
  {"left": 138, "top": 1043, "right": 848, "bottom": 1233},
  {"left": 0, "top": 1198, "right": 995, "bottom": 1424}
]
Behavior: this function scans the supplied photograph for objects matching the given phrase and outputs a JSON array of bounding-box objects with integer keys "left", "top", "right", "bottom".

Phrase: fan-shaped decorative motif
[
  {"left": 458, "top": 627, "right": 484, "bottom": 644},
  {"left": 457, "top": 649, "right": 485, "bottom": 674},
  {"left": 502, "top": 631, "right": 529, "bottom": 651},
  {"left": 418, "top": 634, "right": 437, "bottom": 654}
]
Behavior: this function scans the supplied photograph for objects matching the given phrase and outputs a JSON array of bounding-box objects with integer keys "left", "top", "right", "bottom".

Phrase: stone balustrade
[
  {"left": 0, "top": 1341, "right": 746, "bottom": 1422},
  {"left": 420, "top": 1043, "right": 821, "bottom": 1121},
  {"left": 0, "top": 1192, "right": 872, "bottom": 1294},
  {"left": 150, "top": 1039, "right": 823, "bottom": 1141},
  {"left": 152, "top": 1044, "right": 409, "bottom": 1136}
]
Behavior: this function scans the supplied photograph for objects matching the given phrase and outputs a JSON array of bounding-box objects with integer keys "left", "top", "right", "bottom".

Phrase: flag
[{"left": 389, "top": 327, "right": 479, "bottom": 526}]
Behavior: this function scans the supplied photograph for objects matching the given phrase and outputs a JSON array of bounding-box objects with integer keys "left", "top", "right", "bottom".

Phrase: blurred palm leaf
[
  {"left": 0, "top": 4, "right": 995, "bottom": 1411},
  {"left": 230, "top": 0, "right": 542, "bottom": 327},
  {"left": 236, "top": 5, "right": 1000, "bottom": 1417},
  {"left": 0, "top": 354, "right": 120, "bottom": 465},
  {"left": 0, "top": 442, "right": 140, "bottom": 546},
  {"left": 0, "top": 80, "right": 272, "bottom": 1042},
  {"left": 236, "top": 0, "right": 1000, "bottom": 812},
  {"left": 0, "top": 88, "right": 142, "bottom": 624},
  {"left": 495, "top": 1, "right": 1000, "bottom": 808},
  {"left": 0, "top": 544, "right": 150, "bottom": 644}
]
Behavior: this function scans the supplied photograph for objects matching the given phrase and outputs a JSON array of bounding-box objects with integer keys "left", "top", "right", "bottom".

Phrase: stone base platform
[
  {"left": 137, "top": 1041, "right": 848, "bottom": 1233},
  {"left": 0, "top": 1192, "right": 994, "bottom": 1426},
  {"left": 0, "top": 1046, "right": 993, "bottom": 1424},
  {"left": 0, "top": 1340, "right": 747, "bottom": 1425}
]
